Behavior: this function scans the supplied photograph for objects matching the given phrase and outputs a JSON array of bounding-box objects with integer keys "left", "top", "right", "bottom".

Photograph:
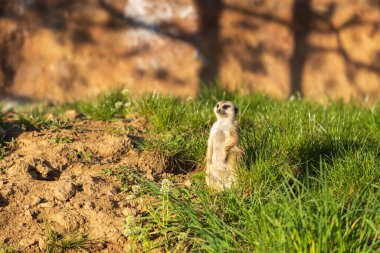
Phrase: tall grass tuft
[
  {"left": 109, "top": 86, "right": 380, "bottom": 252},
  {"left": 77, "top": 90, "right": 131, "bottom": 120}
]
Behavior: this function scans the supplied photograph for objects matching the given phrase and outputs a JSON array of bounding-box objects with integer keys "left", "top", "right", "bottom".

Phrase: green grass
[
  {"left": 44, "top": 225, "right": 91, "bottom": 253},
  {"left": 3, "top": 87, "right": 380, "bottom": 252},
  {"left": 100, "top": 87, "right": 379, "bottom": 252},
  {"left": 15, "top": 108, "right": 74, "bottom": 131},
  {"left": 0, "top": 244, "right": 20, "bottom": 253},
  {"left": 75, "top": 90, "right": 131, "bottom": 120}
]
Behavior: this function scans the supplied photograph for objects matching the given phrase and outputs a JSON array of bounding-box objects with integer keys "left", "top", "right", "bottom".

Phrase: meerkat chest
[{"left": 211, "top": 122, "right": 233, "bottom": 144}]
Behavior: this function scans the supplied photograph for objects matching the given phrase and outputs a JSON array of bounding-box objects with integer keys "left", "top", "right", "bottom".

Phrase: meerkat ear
[{"left": 234, "top": 106, "right": 238, "bottom": 114}]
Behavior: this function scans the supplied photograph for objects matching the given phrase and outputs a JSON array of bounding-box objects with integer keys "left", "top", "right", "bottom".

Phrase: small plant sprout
[
  {"left": 121, "top": 88, "right": 129, "bottom": 96},
  {"left": 123, "top": 215, "right": 142, "bottom": 238},
  {"left": 124, "top": 215, "right": 136, "bottom": 227},
  {"left": 114, "top": 101, "right": 124, "bottom": 110},
  {"left": 125, "top": 185, "right": 141, "bottom": 200},
  {"left": 160, "top": 179, "right": 173, "bottom": 194},
  {"left": 178, "top": 232, "right": 187, "bottom": 241},
  {"left": 123, "top": 228, "right": 133, "bottom": 237},
  {"left": 132, "top": 185, "right": 141, "bottom": 195},
  {"left": 126, "top": 194, "right": 136, "bottom": 200}
]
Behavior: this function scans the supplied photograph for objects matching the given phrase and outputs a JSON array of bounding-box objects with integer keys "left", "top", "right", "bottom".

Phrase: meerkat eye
[
  {"left": 222, "top": 104, "right": 230, "bottom": 109},
  {"left": 216, "top": 103, "right": 219, "bottom": 108}
]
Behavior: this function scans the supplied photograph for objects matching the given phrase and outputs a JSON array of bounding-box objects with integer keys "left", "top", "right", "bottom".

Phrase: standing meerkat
[{"left": 205, "top": 100, "right": 241, "bottom": 192}]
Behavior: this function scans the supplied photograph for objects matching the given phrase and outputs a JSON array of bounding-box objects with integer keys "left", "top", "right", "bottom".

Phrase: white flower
[
  {"left": 124, "top": 102, "right": 131, "bottom": 108},
  {"left": 160, "top": 179, "right": 173, "bottom": 194},
  {"left": 178, "top": 232, "right": 187, "bottom": 240},
  {"left": 122, "top": 89, "right": 129, "bottom": 96},
  {"left": 123, "top": 228, "right": 133, "bottom": 237},
  {"left": 114, "top": 101, "right": 124, "bottom": 109},
  {"left": 126, "top": 194, "right": 136, "bottom": 200},
  {"left": 124, "top": 215, "right": 136, "bottom": 227},
  {"left": 134, "top": 226, "right": 142, "bottom": 235},
  {"left": 132, "top": 185, "right": 141, "bottom": 195},
  {"left": 123, "top": 215, "right": 142, "bottom": 238}
]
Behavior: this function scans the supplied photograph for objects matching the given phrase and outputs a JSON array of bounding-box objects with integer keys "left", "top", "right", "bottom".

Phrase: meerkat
[{"left": 205, "top": 100, "right": 241, "bottom": 192}]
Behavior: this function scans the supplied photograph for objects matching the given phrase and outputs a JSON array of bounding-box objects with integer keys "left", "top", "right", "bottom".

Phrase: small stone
[
  {"left": 1, "top": 100, "right": 20, "bottom": 114},
  {"left": 31, "top": 196, "right": 42, "bottom": 206},
  {"left": 24, "top": 204, "right": 30, "bottom": 210},
  {"left": 75, "top": 202, "right": 84, "bottom": 209},
  {"left": 54, "top": 182, "right": 76, "bottom": 201},
  {"left": 18, "top": 185, "right": 29, "bottom": 195},
  {"left": 122, "top": 207, "right": 136, "bottom": 216},
  {"left": 64, "top": 110, "right": 80, "bottom": 121},
  {"left": 5, "top": 187, "right": 15, "bottom": 197},
  {"left": 45, "top": 113, "right": 55, "bottom": 121},
  {"left": 24, "top": 210, "right": 34, "bottom": 221},
  {"left": 35, "top": 161, "right": 54, "bottom": 179},
  {"left": 183, "top": 179, "right": 192, "bottom": 188},
  {"left": 38, "top": 237, "right": 46, "bottom": 249},
  {"left": 39, "top": 202, "right": 54, "bottom": 208},
  {"left": 19, "top": 238, "right": 38, "bottom": 247},
  {"left": 84, "top": 202, "right": 95, "bottom": 210},
  {"left": 145, "top": 170, "right": 154, "bottom": 181},
  {"left": 106, "top": 190, "right": 115, "bottom": 196}
]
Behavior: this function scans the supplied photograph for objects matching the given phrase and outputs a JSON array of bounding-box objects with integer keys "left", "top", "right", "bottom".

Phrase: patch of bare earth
[{"left": 0, "top": 117, "right": 178, "bottom": 252}]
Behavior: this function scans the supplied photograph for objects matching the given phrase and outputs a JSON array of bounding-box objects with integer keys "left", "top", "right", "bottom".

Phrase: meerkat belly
[
  {"left": 211, "top": 129, "right": 226, "bottom": 165},
  {"left": 209, "top": 163, "right": 233, "bottom": 189}
]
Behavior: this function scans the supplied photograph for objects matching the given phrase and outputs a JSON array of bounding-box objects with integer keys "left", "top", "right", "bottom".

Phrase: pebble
[
  {"left": 106, "top": 190, "right": 115, "bottom": 196},
  {"left": 24, "top": 210, "right": 34, "bottom": 221},
  {"left": 38, "top": 237, "right": 46, "bottom": 249},
  {"left": 31, "top": 196, "right": 42, "bottom": 206},
  {"left": 38, "top": 237, "right": 46, "bottom": 250},
  {"left": 183, "top": 179, "right": 192, "bottom": 188},
  {"left": 45, "top": 113, "right": 54, "bottom": 121},
  {"left": 39, "top": 202, "right": 54, "bottom": 208},
  {"left": 122, "top": 207, "right": 136, "bottom": 216},
  {"left": 84, "top": 202, "right": 95, "bottom": 210},
  {"left": 64, "top": 110, "right": 80, "bottom": 121},
  {"left": 19, "top": 238, "right": 38, "bottom": 247},
  {"left": 54, "top": 182, "right": 76, "bottom": 201}
]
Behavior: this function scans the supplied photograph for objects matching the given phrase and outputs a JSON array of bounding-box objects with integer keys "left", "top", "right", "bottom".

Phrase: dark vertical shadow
[
  {"left": 0, "top": 1, "right": 24, "bottom": 96},
  {"left": 290, "top": 0, "right": 312, "bottom": 96},
  {"left": 193, "top": 0, "right": 224, "bottom": 86}
]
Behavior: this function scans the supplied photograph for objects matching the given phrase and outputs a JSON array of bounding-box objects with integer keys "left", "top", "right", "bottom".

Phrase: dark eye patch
[{"left": 222, "top": 104, "right": 230, "bottom": 109}]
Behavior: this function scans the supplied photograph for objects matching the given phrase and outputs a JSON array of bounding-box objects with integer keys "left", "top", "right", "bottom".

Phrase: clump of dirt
[{"left": 0, "top": 116, "right": 186, "bottom": 252}]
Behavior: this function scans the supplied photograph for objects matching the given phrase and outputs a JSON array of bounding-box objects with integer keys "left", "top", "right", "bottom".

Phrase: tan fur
[{"left": 205, "top": 100, "right": 241, "bottom": 192}]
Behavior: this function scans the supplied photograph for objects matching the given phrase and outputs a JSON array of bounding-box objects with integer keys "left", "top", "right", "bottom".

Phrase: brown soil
[{"left": 0, "top": 116, "right": 182, "bottom": 252}]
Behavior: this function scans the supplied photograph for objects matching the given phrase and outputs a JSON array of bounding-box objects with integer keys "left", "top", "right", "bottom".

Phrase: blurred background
[{"left": 0, "top": 0, "right": 379, "bottom": 103}]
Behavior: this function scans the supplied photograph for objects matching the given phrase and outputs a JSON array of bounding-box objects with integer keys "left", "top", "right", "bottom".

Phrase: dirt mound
[{"left": 0, "top": 118, "right": 179, "bottom": 252}]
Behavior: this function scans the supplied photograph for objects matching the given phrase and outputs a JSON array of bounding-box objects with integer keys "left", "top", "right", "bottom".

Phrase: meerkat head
[{"left": 214, "top": 100, "right": 238, "bottom": 121}]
